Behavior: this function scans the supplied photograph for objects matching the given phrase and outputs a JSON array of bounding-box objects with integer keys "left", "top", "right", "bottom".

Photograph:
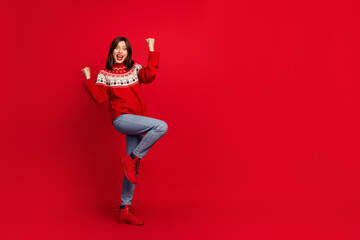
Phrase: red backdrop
[{"left": 2, "top": 0, "right": 360, "bottom": 239}]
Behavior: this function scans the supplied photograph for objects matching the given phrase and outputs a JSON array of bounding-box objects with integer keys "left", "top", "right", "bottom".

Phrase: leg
[
  {"left": 118, "top": 135, "right": 145, "bottom": 226},
  {"left": 120, "top": 135, "right": 142, "bottom": 205},
  {"left": 113, "top": 114, "right": 168, "bottom": 159}
]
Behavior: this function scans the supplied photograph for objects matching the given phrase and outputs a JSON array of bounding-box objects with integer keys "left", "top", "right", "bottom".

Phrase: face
[{"left": 113, "top": 41, "right": 128, "bottom": 64}]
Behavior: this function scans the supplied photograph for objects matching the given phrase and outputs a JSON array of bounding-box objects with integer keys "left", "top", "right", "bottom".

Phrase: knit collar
[{"left": 113, "top": 62, "right": 125, "bottom": 69}]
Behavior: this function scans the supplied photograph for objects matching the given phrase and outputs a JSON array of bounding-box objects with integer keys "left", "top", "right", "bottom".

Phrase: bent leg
[
  {"left": 113, "top": 114, "right": 168, "bottom": 159},
  {"left": 120, "top": 135, "right": 142, "bottom": 205}
]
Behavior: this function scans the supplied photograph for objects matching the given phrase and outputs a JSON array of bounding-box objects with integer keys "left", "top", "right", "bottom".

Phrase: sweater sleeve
[
  {"left": 82, "top": 71, "right": 108, "bottom": 104},
  {"left": 138, "top": 51, "right": 159, "bottom": 84}
]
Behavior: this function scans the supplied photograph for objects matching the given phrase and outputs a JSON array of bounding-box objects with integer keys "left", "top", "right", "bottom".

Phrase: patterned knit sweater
[{"left": 82, "top": 51, "right": 159, "bottom": 125}]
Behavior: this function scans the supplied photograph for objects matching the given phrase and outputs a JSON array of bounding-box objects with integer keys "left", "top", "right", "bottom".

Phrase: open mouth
[{"left": 116, "top": 54, "right": 124, "bottom": 61}]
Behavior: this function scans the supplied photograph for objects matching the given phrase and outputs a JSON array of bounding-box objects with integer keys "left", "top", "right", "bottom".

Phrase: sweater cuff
[
  {"left": 148, "top": 51, "right": 159, "bottom": 65},
  {"left": 82, "top": 77, "right": 95, "bottom": 88},
  {"left": 83, "top": 77, "right": 91, "bottom": 83},
  {"left": 149, "top": 51, "right": 159, "bottom": 56}
]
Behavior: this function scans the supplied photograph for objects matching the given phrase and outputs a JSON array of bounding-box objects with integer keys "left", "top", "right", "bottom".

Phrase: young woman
[{"left": 81, "top": 37, "right": 168, "bottom": 226}]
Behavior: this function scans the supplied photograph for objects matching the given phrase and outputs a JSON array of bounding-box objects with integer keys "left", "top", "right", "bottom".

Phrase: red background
[{"left": 1, "top": 0, "right": 360, "bottom": 239}]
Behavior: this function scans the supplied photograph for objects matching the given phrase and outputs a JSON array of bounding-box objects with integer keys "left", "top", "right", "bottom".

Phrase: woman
[{"left": 81, "top": 36, "right": 168, "bottom": 226}]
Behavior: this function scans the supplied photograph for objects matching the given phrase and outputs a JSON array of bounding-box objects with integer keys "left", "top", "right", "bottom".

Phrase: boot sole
[
  {"left": 122, "top": 157, "right": 137, "bottom": 184},
  {"left": 117, "top": 219, "right": 144, "bottom": 226}
]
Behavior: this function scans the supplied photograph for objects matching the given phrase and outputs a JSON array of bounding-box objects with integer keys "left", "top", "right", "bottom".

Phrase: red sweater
[{"left": 82, "top": 51, "right": 159, "bottom": 125}]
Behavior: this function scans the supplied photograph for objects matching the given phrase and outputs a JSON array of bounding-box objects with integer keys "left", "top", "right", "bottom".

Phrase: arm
[
  {"left": 82, "top": 71, "right": 109, "bottom": 105},
  {"left": 138, "top": 51, "right": 160, "bottom": 84}
]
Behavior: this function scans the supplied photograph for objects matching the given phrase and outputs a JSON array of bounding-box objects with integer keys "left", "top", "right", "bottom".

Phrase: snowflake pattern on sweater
[
  {"left": 82, "top": 51, "right": 159, "bottom": 124},
  {"left": 96, "top": 63, "right": 144, "bottom": 87}
]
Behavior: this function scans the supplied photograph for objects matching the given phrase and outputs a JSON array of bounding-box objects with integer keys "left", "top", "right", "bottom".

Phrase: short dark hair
[{"left": 105, "top": 37, "right": 134, "bottom": 71}]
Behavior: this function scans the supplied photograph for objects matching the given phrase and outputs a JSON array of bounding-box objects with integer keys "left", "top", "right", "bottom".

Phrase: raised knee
[{"left": 157, "top": 121, "right": 168, "bottom": 134}]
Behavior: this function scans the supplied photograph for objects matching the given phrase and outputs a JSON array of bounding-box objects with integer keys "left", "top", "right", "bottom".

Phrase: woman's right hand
[{"left": 81, "top": 67, "right": 91, "bottom": 79}]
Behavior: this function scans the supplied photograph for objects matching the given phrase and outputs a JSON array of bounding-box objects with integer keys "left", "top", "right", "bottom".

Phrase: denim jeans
[{"left": 112, "top": 114, "right": 168, "bottom": 205}]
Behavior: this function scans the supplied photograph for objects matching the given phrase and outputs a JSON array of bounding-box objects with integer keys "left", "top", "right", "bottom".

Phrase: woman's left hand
[{"left": 146, "top": 38, "right": 155, "bottom": 51}]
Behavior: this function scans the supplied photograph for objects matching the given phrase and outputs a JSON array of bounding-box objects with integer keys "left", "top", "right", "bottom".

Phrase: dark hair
[{"left": 105, "top": 37, "right": 134, "bottom": 71}]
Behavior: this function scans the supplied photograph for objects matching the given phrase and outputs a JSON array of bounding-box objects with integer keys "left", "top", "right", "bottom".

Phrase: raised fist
[
  {"left": 146, "top": 38, "right": 155, "bottom": 51},
  {"left": 81, "top": 67, "right": 91, "bottom": 79}
]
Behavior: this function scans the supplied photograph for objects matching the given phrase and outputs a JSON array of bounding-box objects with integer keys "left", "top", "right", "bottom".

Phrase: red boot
[
  {"left": 117, "top": 205, "right": 144, "bottom": 226},
  {"left": 135, "top": 158, "right": 144, "bottom": 177},
  {"left": 122, "top": 154, "right": 140, "bottom": 184}
]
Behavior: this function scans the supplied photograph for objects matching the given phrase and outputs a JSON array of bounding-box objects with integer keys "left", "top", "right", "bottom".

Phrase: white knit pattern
[{"left": 95, "top": 63, "right": 143, "bottom": 87}]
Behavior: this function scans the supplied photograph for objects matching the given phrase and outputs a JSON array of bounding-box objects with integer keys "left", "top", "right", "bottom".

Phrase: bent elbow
[
  {"left": 92, "top": 95, "right": 108, "bottom": 105},
  {"left": 96, "top": 98, "right": 107, "bottom": 105},
  {"left": 142, "top": 75, "right": 156, "bottom": 84}
]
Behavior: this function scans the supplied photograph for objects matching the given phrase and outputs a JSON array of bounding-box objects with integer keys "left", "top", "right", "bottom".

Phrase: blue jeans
[{"left": 112, "top": 114, "right": 168, "bottom": 205}]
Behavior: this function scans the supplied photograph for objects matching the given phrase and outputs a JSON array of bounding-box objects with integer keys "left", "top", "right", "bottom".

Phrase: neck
[{"left": 113, "top": 61, "right": 125, "bottom": 67}]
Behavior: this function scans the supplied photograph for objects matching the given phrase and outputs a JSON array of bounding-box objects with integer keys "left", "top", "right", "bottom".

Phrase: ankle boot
[
  {"left": 122, "top": 154, "right": 140, "bottom": 184},
  {"left": 117, "top": 205, "right": 144, "bottom": 225},
  {"left": 136, "top": 158, "right": 144, "bottom": 176}
]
